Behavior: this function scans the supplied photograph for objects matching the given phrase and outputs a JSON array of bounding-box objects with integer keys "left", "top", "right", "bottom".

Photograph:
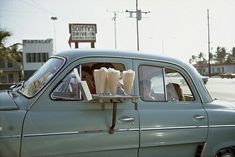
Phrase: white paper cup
[
  {"left": 94, "top": 69, "right": 101, "bottom": 94},
  {"left": 94, "top": 68, "right": 108, "bottom": 95},
  {"left": 123, "top": 70, "right": 135, "bottom": 95},
  {"left": 108, "top": 69, "right": 120, "bottom": 95}
]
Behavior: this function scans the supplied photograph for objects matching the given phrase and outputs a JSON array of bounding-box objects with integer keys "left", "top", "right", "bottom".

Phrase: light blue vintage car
[{"left": 1, "top": 49, "right": 235, "bottom": 157}]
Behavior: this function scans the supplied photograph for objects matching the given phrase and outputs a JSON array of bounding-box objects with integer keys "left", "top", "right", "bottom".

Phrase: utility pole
[
  {"left": 107, "top": 10, "right": 123, "bottom": 49},
  {"left": 126, "top": 0, "right": 150, "bottom": 51},
  {"left": 207, "top": 9, "right": 211, "bottom": 77},
  {"left": 135, "top": 0, "right": 140, "bottom": 51},
  {"left": 113, "top": 12, "right": 117, "bottom": 49}
]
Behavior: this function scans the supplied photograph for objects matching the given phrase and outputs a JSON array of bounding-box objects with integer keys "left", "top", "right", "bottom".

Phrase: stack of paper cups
[
  {"left": 94, "top": 67, "right": 108, "bottom": 95},
  {"left": 123, "top": 70, "right": 135, "bottom": 95},
  {"left": 108, "top": 68, "right": 120, "bottom": 95},
  {"left": 103, "top": 69, "right": 110, "bottom": 95}
]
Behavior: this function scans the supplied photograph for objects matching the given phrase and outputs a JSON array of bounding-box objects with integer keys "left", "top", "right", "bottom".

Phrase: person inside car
[{"left": 166, "top": 83, "right": 185, "bottom": 101}]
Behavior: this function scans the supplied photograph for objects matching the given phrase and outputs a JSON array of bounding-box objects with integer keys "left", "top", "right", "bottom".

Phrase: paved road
[{"left": 205, "top": 77, "right": 235, "bottom": 103}]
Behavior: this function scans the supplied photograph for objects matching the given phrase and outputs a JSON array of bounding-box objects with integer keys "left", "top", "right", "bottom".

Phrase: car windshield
[{"left": 19, "top": 57, "right": 64, "bottom": 97}]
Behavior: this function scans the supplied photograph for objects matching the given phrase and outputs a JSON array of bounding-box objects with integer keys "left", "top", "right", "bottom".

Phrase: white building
[
  {"left": 22, "top": 39, "right": 53, "bottom": 79},
  {"left": 210, "top": 64, "right": 235, "bottom": 74},
  {"left": 195, "top": 63, "right": 235, "bottom": 75}
]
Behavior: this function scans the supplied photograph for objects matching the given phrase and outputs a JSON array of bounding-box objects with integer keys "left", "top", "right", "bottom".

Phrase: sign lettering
[{"left": 69, "top": 24, "right": 97, "bottom": 42}]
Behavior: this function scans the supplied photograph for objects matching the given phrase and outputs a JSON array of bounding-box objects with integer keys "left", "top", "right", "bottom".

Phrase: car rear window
[{"left": 139, "top": 65, "right": 195, "bottom": 102}]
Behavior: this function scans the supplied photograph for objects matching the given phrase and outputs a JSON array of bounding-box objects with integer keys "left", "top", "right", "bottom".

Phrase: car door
[
  {"left": 21, "top": 57, "right": 140, "bottom": 157},
  {"left": 133, "top": 60, "right": 208, "bottom": 157}
]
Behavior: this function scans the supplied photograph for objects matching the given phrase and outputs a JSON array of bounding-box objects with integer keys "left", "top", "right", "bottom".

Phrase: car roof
[{"left": 54, "top": 48, "right": 185, "bottom": 66}]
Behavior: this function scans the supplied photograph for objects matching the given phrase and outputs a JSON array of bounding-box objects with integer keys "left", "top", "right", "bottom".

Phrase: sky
[{"left": 1, "top": 0, "right": 235, "bottom": 62}]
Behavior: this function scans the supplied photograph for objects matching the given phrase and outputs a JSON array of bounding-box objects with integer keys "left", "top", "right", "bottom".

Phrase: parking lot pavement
[{"left": 205, "top": 77, "right": 235, "bottom": 103}]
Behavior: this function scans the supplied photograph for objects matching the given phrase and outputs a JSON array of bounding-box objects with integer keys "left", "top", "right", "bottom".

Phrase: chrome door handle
[
  {"left": 193, "top": 115, "right": 205, "bottom": 120},
  {"left": 119, "top": 116, "right": 135, "bottom": 123}
]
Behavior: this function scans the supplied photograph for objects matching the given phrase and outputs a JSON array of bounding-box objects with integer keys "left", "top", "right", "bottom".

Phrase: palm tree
[
  {"left": 197, "top": 52, "right": 207, "bottom": 64},
  {"left": 0, "top": 30, "right": 11, "bottom": 44},
  {"left": 209, "top": 52, "right": 214, "bottom": 63},
  {"left": 0, "top": 30, "right": 11, "bottom": 58},
  {"left": 0, "top": 29, "right": 23, "bottom": 80},
  {"left": 225, "top": 47, "right": 235, "bottom": 64},
  {"left": 198, "top": 52, "right": 204, "bottom": 60},
  {"left": 189, "top": 55, "right": 197, "bottom": 64},
  {"left": 214, "top": 47, "right": 227, "bottom": 64},
  {"left": 189, "top": 52, "right": 207, "bottom": 65}
]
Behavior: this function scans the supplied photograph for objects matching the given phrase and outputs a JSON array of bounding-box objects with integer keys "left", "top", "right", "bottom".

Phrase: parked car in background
[
  {"left": 220, "top": 73, "right": 235, "bottom": 79},
  {"left": 201, "top": 74, "right": 209, "bottom": 84},
  {"left": 1, "top": 49, "right": 235, "bottom": 157}
]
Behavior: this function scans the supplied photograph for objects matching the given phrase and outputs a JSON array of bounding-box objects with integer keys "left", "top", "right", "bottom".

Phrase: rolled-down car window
[
  {"left": 19, "top": 57, "right": 64, "bottom": 97},
  {"left": 51, "top": 62, "right": 125, "bottom": 100}
]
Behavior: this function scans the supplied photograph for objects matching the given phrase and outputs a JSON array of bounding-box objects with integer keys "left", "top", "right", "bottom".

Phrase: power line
[
  {"left": 30, "top": 0, "right": 54, "bottom": 15},
  {"left": 16, "top": 0, "right": 54, "bottom": 15}
]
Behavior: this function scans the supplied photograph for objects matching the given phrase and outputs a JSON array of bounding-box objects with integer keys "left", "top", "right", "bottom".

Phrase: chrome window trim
[
  {"left": 20, "top": 128, "right": 139, "bottom": 138},
  {"left": 2, "top": 125, "right": 232, "bottom": 139},
  {"left": 0, "top": 135, "right": 21, "bottom": 139},
  {"left": 209, "top": 124, "right": 235, "bottom": 128},
  {"left": 140, "top": 125, "right": 208, "bottom": 131},
  {"left": 140, "top": 125, "right": 235, "bottom": 132}
]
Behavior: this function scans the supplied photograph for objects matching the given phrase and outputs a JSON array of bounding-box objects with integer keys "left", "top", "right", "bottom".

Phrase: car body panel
[
  {"left": 0, "top": 49, "right": 234, "bottom": 157},
  {"left": 133, "top": 59, "right": 208, "bottom": 156},
  {"left": 21, "top": 102, "right": 139, "bottom": 157},
  {"left": 0, "top": 91, "right": 19, "bottom": 110},
  {"left": 0, "top": 92, "right": 26, "bottom": 157},
  {"left": 203, "top": 100, "right": 235, "bottom": 156},
  {"left": 138, "top": 102, "right": 208, "bottom": 156}
]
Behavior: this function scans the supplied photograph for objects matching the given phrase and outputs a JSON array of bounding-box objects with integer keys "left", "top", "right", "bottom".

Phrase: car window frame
[
  {"left": 138, "top": 65, "right": 165, "bottom": 102},
  {"left": 50, "top": 61, "right": 126, "bottom": 101},
  {"left": 164, "top": 67, "right": 195, "bottom": 102},
  {"left": 18, "top": 56, "right": 66, "bottom": 98},
  {"left": 138, "top": 62, "right": 199, "bottom": 103}
]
